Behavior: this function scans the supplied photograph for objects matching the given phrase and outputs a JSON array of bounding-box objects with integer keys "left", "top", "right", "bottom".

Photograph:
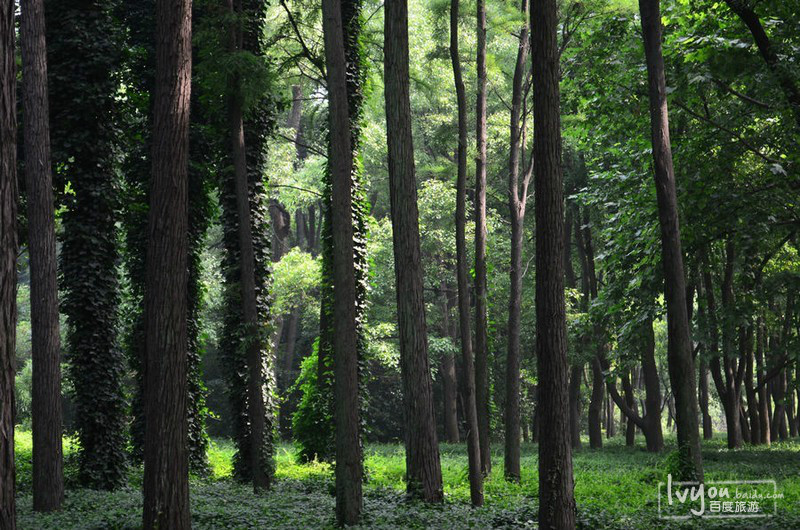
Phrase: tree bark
[
  {"left": 532, "top": 0, "right": 576, "bottom": 525},
  {"left": 142, "top": 0, "right": 192, "bottom": 526},
  {"left": 505, "top": 0, "right": 531, "bottom": 483},
  {"left": 756, "top": 316, "right": 770, "bottom": 445},
  {"left": 0, "top": 0, "right": 18, "bottom": 523},
  {"left": 699, "top": 359, "right": 713, "bottom": 439},
  {"left": 638, "top": 0, "right": 703, "bottom": 480},
  {"left": 589, "top": 358, "right": 604, "bottom": 448},
  {"left": 622, "top": 370, "right": 638, "bottom": 446},
  {"left": 20, "top": 0, "right": 64, "bottom": 511},
  {"left": 322, "top": 0, "right": 363, "bottom": 522},
  {"left": 568, "top": 365, "right": 583, "bottom": 449},
  {"left": 384, "top": 0, "right": 444, "bottom": 502},
  {"left": 474, "top": 0, "right": 491, "bottom": 477},
  {"left": 743, "top": 324, "right": 760, "bottom": 444},
  {"left": 441, "top": 284, "right": 459, "bottom": 443},
  {"left": 450, "top": 0, "right": 483, "bottom": 505}
]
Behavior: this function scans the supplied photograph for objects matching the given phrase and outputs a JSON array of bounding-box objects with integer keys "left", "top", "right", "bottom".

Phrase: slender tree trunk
[
  {"left": 569, "top": 365, "right": 583, "bottom": 449},
  {"left": 322, "top": 0, "right": 363, "bottom": 522},
  {"left": 473, "top": 0, "right": 491, "bottom": 476},
  {"left": 142, "top": 0, "right": 192, "bottom": 526},
  {"left": 20, "top": 0, "right": 64, "bottom": 511},
  {"left": 532, "top": 0, "right": 576, "bottom": 525},
  {"left": 450, "top": 0, "right": 483, "bottom": 506},
  {"left": 589, "top": 358, "right": 604, "bottom": 448},
  {"left": 0, "top": 1, "right": 18, "bottom": 523},
  {"left": 606, "top": 393, "right": 616, "bottom": 438},
  {"left": 622, "top": 371, "right": 638, "bottom": 446},
  {"left": 743, "top": 324, "right": 760, "bottom": 444},
  {"left": 639, "top": 0, "right": 702, "bottom": 480},
  {"left": 720, "top": 240, "right": 743, "bottom": 449},
  {"left": 441, "top": 283, "right": 459, "bottom": 443},
  {"left": 384, "top": 0, "right": 444, "bottom": 501},
  {"left": 699, "top": 360, "right": 713, "bottom": 439},
  {"left": 756, "top": 317, "right": 770, "bottom": 445},
  {"left": 505, "top": 0, "right": 530, "bottom": 483}
]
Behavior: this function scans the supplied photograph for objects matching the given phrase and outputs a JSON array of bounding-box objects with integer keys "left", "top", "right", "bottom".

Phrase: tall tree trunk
[
  {"left": 743, "top": 324, "right": 760, "bottom": 444},
  {"left": 756, "top": 316, "right": 770, "bottom": 445},
  {"left": 568, "top": 365, "right": 583, "bottom": 449},
  {"left": 474, "top": 0, "right": 491, "bottom": 477},
  {"left": 699, "top": 360, "right": 713, "bottom": 439},
  {"left": 322, "top": 0, "right": 363, "bottom": 522},
  {"left": 532, "top": 0, "right": 576, "bottom": 525},
  {"left": 441, "top": 284, "right": 460, "bottom": 443},
  {"left": 450, "top": 0, "right": 483, "bottom": 506},
  {"left": 606, "top": 393, "right": 616, "bottom": 438},
  {"left": 639, "top": 0, "right": 702, "bottom": 480},
  {"left": 142, "top": 0, "right": 192, "bottom": 526},
  {"left": 622, "top": 371, "right": 638, "bottom": 446},
  {"left": 589, "top": 358, "right": 604, "bottom": 448},
  {"left": 384, "top": 0, "right": 444, "bottom": 502},
  {"left": 720, "top": 240, "right": 743, "bottom": 449},
  {"left": 20, "top": 0, "right": 64, "bottom": 511},
  {"left": 505, "top": 0, "right": 531, "bottom": 483},
  {"left": 0, "top": 0, "right": 18, "bottom": 523}
]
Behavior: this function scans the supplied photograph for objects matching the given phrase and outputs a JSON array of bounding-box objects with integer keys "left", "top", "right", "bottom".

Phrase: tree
[
  {"left": 473, "top": 0, "right": 491, "bottom": 477},
  {"left": 384, "top": 0, "right": 444, "bottom": 502},
  {"left": 0, "top": 0, "right": 18, "bottom": 524},
  {"left": 638, "top": 0, "right": 703, "bottom": 480},
  {"left": 505, "top": 0, "right": 532, "bottom": 483},
  {"left": 20, "top": 0, "right": 64, "bottom": 511},
  {"left": 531, "top": 0, "right": 576, "bottom": 526},
  {"left": 450, "top": 0, "right": 483, "bottom": 506},
  {"left": 45, "top": 0, "right": 127, "bottom": 489},
  {"left": 142, "top": 0, "right": 192, "bottom": 526},
  {"left": 322, "top": 0, "right": 363, "bottom": 522}
]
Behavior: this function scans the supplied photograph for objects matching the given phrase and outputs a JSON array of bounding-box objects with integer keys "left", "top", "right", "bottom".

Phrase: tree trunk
[
  {"left": 756, "top": 317, "right": 770, "bottom": 445},
  {"left": 699, "top": 360, "right": 713, "bottom": 439},
  {"left": 0, "top": 0, "right": 18, "bottom": 523},
  {"left": 440, "top": 284, "right": 459, "bottom": 443},
  {"left": 606, "top": 393, "right": 616, "bottom": 438},
  {"left": 589, "top": 358, "right": 604, "bottom": 448},
  {"left": 720, "top": 240, "right": 743, "bottom": 449},
  {"left": 743, "top": 324, "right": 760, "bottom": 444},
  {"left": 450, "top": 0, "right": 483, "bottom": 506},
  {"left": 505, "top": 0, "right": 530, "bottom": 483},
  {"left": 639, "top": 0, "right": 702, "bottom": 480},
  {"left": 569, "top": 365, "right": 583, "bottom": 449},
  {"left": 622, "top": 371, "right": 638, "bottom": 446},
  {"left": 384, "top": 0, "right": 443, "bottom": 503},
  {"left": 532, "top": 0, "right": 576, "bottom": 525},
  {"left": 142, "top": 0, "right": 192, "bottom": 526},
  {"left": 473, "top": 0, "right": 491, "bottom": 477},
  {"left": 20, "top": 0, "right": 64, "bottom": 511},
  {"left": 322, "top": 0, "right": 363, "bottom": 522}
]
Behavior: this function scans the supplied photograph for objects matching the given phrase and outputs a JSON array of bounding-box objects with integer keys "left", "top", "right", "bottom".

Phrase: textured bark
[
  {"left": 20, "top": 0, "right": 64, "bottom": 512},
  {"left": 473, "top": 0, "right": 491, "bottom": 477},
  {"left": 532, "top": 0, "right": 576, "bottom": 525},
  {"left": 504, "top": 0, "right": 531, "bottom": 483},
  {"left": 589, "top": 358, "right": 604, "bottom": 448},
  {"left": 638, "top": 0, "right": 702, "bottom": 480},
  {"left": 322, "top": 0, "right": 363, "bottom": 522},
  {"left": 450, "top": 0, "right": 483, "bottom": 505},
  {"left": 226, "top": 0, "right": 270, "bottom": 490},
  {"left": 720, "top": 240, "right": 743, "bottom": 449},
  {"left": 0, "top": 0, "right": 18, "bottom": 524},
  {"left": 142, "top": 0, "right": 192, "bottom": 527},
  {"left": 384, "top": 0, "right": 444, "bottom": 502}
]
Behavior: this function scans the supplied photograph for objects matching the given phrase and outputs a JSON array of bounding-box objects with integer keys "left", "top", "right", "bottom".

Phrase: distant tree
[
  {"left": 531, "top": 0, "right": 576, "bottom": 526},
  {"left": 0, "top": 0, "right": 18, "bottom": 524},
  {"left": 141, "top": 0, "right": 192, "bottom": 526},
  {"left": 20, "top": 0, "right": 64, "bottom": 510}
]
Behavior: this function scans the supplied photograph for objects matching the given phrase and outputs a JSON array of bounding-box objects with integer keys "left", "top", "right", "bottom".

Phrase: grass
[{"left": 13, "top": 428, "right": 800, "bottom": 529}]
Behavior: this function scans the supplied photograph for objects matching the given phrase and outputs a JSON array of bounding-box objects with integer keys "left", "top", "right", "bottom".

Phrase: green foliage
[{"left": 291, "top": 340, "right": 335, "bottom": 463}]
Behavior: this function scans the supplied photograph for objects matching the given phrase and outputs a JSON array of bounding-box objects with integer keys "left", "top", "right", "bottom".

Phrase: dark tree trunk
[
  {"left": 322, "top": 0, "right": 363, "bottom": 522},
  {"left": 639, "top": 0, "right": 702, "bottom": 480},
  {"left": 384, "top": 0, "right": 444, "bottom": 502},
  {"left": 622, "top": 371, "right": 638, "bottom": 446},
  {"left": 441, "top": 285, "right": 460, "bottom": 443},
  {"left": 720, "top": 240, "right": 743, "bottom": 449},
  {"left": 756, "top": 317, "right": 770, "bottom": 445},
  {"left": 473, "top": 0, "right": 491, "bottom": 477},
  {"left": 505, "top": 0, "right": 531, "bottom": 483},
  {"left": 532, "top": 0, "right": 576, "bottom": 525},
  {"left": 589, "top": 358, "right": 604, "bottom": 448},
  {"left": 606, "top": 393, "right": 616, "bottom": 438},
  {"left": 569, "top": 365, "right": 583, "bottom": 449},
  {"left": 142, "top": 0, "right": 192, "bottom": 526},
  {"left": 20, "top": 0, "right": 64, "bottom": 511},
  {"left": 450, "top": 0, "right": 483, "bottom": 506},
  {"left": 743, "top": 324, "right": 760, "bottom": 444},
  {"left": 0, "top": 0, "right": 18, "bottom": 523}
]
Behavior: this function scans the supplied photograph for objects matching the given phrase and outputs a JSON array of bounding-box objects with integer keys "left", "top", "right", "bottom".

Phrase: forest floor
[{"left": 13, "top": 429, "right": 800, "bottom": 529}]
